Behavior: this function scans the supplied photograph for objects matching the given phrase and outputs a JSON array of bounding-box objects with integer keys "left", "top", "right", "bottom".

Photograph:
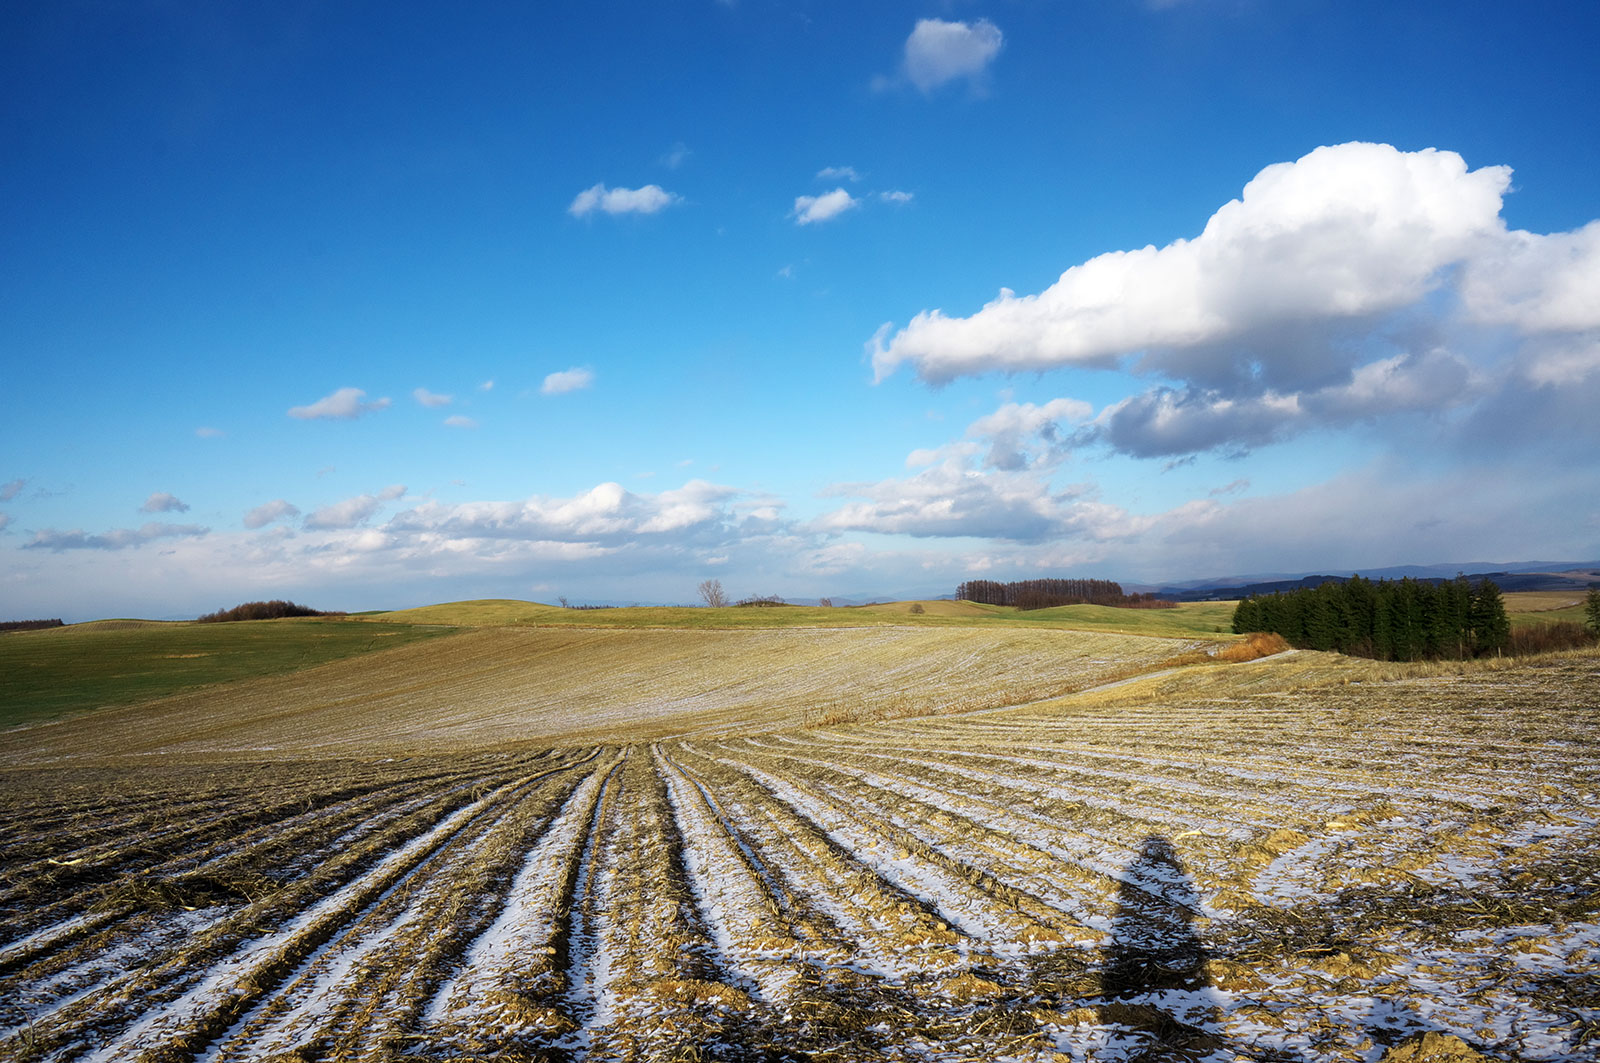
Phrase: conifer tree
[{"left": 1469, "top": 578, "right": 1510, "bottom": 655}]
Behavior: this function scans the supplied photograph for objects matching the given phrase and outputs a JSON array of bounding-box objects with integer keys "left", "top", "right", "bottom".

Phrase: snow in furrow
[
  {"left": 426, "top": 757, "right": 616, "bottom": 1024},
  {"left": 762, "top": 761, "right": 1129, "bottom": 928},
  {"left": 553, "top": 768, "right": 621, "bottom": 1056},
  {"left": 732, "top": 762, "right": 1013, "bottom": 946},
  {"left": 0, "top": 908, "right": 225, "bottom": 1044},
  {"left": 743, "top": 740, "right": 1252, "bottom": 838},
  {"left": 196, "top": 776, "right": 542, "bottom": 1061},
  {"left": 80, "top": 786, "right": 503, "bottom": 1063},
  {"left": 683, "top": 762, "right": 916, "bottom": 979},
  {"left": 197, "top": 906, "right": 419, "bottom": 1063},
  {"left": 0, "top": 911, "right": 104, "bottom": 965},
  {"left": 798, "top": 741, "right": 1287, "bottom": 828},
  {"left": 654, "top": 749, "right": 799, "bottom": 1002}
]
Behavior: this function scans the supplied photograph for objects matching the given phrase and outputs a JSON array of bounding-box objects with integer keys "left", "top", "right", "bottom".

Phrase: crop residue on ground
[{"left": 2, "top": 653, "right": 1596, "bottom": 1060}]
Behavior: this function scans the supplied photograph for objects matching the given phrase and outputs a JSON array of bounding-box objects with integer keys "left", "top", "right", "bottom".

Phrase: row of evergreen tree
[
  {"left": 957, "top": 578, "right": 1126, "bottom": 611},
  {"left": 1231, "top": 575, "right": 1510, "bottom": 660}
]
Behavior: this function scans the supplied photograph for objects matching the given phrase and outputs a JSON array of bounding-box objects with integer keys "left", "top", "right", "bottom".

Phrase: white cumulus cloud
[
  {"left": 541, "top": 367, "right": 595, "bottom": 395},
  {"left": 792, "top": 188, "right": 859, "bottom": 226},
  {"left": 569, "top": 183, "right": 680, "bottom": 217},
  {"left": 386, "top": 479, "right": 745, "bottom": 546},
  {"left": 870, "top": 142, "right": 1600, "bottom": 460},
  {"left": 288, "top": 387, "right": 393, "bottom": 421},
  {"left": 815, "top": 450, "right": 1137, "bottom": 544},
  {"left": 872, "top": 143, "right": 1512, "bottom": 384},
  {"left": 899, "top": 18, "right": 1003, "bottom": 94}
]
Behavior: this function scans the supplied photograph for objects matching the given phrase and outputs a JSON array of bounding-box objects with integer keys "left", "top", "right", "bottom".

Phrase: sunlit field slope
[
  {"left": 0, "top": 624, "right": 1203, "bottom": 762},
  {"left": 1505, "top": 589, "right": 1593, "bottom": 628},
  {"left": 366, "top": 598, "right": 1240, "bottom": 639},
  {"left": 2, "top": 650, "right": 1595, "bottom": 1061}
]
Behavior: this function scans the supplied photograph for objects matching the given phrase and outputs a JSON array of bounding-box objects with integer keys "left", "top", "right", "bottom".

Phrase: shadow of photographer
[{"left": 1095, "top": 834, "right": 1225, "bottom": 1062}]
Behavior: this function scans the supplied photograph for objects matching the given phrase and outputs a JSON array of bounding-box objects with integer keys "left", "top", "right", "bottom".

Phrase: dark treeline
[
  {"left": 957, "top": 578, "right": 1172, "bottom": 611},
  {"left": 196, "top": 600, "right": 344, "bottom": 623},
  {"left": 0, "top": 619, "right": 64, "bottom": 632},
  {"left": 1231, "top": 575, "right": 1510, "bottom": 660}
]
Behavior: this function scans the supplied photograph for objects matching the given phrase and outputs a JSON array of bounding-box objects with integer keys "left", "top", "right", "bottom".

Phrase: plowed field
[{"left": 3, "top": 651, "right": 1596, "bottom": 1061}]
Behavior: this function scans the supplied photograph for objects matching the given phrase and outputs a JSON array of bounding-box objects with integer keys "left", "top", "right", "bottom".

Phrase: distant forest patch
[
  {"left": 0, "top": 619, "right": 64, "bottom": 632},
  {"left": 956, "top": 578, "right": 1174, "bottom": 611},
  {"left": 197, "top": 600, "right": 345, "bottom": 623},
  {"left": 1232, "top": 576, "right": 1515, "bottom": 661}
]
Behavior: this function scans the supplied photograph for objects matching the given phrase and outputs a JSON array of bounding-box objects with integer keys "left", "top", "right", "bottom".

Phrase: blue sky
[{"left": 3, "top": 0, "right": 1598, "bottom": 619}]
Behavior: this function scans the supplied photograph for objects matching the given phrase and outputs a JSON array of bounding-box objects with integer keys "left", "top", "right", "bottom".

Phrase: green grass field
[
  {"left": 1504, "top": 589, "right": 1592, "bottom": 628},
  {"left": 0, "top": 618, "right": 456, "bottom": 728}
]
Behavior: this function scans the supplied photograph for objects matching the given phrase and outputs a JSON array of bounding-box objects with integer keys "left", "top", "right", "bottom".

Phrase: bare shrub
[
  {"left": 1507, "top": 621, "right": 1595, "bottom": 656},
  {"left": 196, "top": 600, "right": 342, "bottom": 623}
]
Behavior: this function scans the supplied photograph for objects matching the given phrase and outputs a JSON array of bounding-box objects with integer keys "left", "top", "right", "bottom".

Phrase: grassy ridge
[
  {"left": 366, "top": 598, "right": 1240, "bottom": 638},
  {"left": 0, "top": 618, "right": 456, "bottom": 728}
]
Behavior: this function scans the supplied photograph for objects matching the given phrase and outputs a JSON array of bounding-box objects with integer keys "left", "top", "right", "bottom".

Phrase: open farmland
[
  {"left": 1, "top": 616, "right": 1597, "bottom": 1061},
  {"left": 0, "top": 624, "right": 1201, "bottom": 760}
]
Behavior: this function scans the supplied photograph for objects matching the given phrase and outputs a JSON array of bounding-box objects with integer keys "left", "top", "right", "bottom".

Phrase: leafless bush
[{"left": 196, "top": 600, "right": 343, "bottom": 623}]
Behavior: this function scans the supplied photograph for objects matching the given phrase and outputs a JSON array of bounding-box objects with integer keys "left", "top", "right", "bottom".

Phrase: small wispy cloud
[
  {"left": 479, "top": 379, "right": 495, "bottom": 391},
  {"left": 195, "top": 427, "right": 225, "bottom": 439},
  {"left": 288, "top": 387, "right": 392, "bottom": 421},
  {"left": 303, "top": 485, "right": 406, "bottom": 531},
  {"left": 140, "top": 492, "right": 189, "bottom": 514},
  {"left": 413, "top": 387, "right": 453, "bottom": 408},
  {"left": 444, "top": 415, "right": 480, "bottom": 429},
  {"left": 792, "top": 188, "right": 859, "bottom": 226},
  {"left": 0, "top": 479, "right": 24, "bottom": 502},
  {"left": 661, "top": 142, "right": 692, "bottom": 169},
  {"left": 24, "top": 523, "right": 209, "bottom": 552},
  {"left": 569, "top": 183, "right": 680, "bottom": 217},
  {"left": 879, "top": 190, "right": 914, "bottom": 204},
  {"left": 816, "top": 165, "right": 861, "bottom": 183},
  {"left": 542, "top": 367, "right": 595, "bottom": 395},
  {"left": 244, "top": 499, "right": 301, "bottom": 529}
]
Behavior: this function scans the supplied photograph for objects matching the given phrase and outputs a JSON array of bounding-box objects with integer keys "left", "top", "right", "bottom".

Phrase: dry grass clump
[{"left": 1216, "top": 630, "right": 1292, "bottom": 661}]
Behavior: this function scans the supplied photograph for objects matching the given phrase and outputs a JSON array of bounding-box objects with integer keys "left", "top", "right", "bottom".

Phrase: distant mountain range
[
  {"left": 1145, "top": 562, "right": 1600, "bottom": 602},
  {"left": 828, "top": 561, "right": 1600, "bottom": 606}
]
